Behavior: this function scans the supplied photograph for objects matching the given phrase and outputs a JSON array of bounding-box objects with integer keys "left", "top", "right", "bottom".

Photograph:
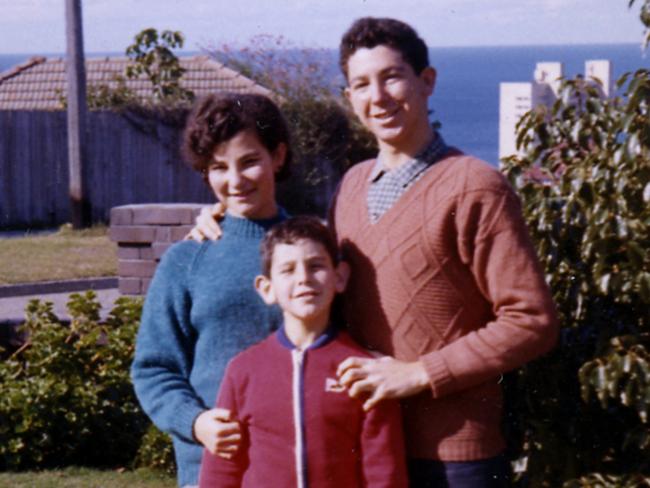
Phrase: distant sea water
[{"left": 1, "top": 44, "right": 647, "bottom": 165}]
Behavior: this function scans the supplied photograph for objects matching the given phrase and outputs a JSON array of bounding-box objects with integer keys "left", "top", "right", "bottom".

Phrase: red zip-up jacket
[{"left": 199, "top": 326, "right": 408, "bottom": 488}]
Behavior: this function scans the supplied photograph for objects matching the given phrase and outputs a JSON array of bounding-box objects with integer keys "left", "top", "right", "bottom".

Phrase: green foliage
[
  {"left": 564, "top": 473, "right": 650, "bottom": 488},
  {"left": 125, "top": 28, "right": 194, "bottom": 106},
  {"left": 133, "top": 424, "right": 176, "bottom": 477},
  {"left": 59, "top": 28, "right": 193, "bottom": 111},
  {"left": 210, "top": 35, "right": 377, "bottom": 216},
  {"left": 501, "top": 40, "right": 650, "bottom": 487},
  {"left": 0, "top": 292, "right": 159, "bottom": 471},
  {"left": 86, "top": 74, "right": 138, "bottom": 110}
]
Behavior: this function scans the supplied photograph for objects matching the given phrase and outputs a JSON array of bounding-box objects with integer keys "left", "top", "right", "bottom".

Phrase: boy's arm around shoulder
[
  {"left": 130, "top": 241, "right": 207, "bottom": 442},
  {"left": 199, "top": 359, "right": 248, "bottom": 488}
]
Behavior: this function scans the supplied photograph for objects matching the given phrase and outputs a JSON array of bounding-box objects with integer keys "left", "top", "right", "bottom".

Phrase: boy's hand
[
  {"left": 185, "top": 203, "right": 226, "bottom": 241},
  {"left": 193, "top": 408, "right": 241, "bottom": 458},
  {"left": 336, "top": 356, "right": 430, "bottom": 411}
]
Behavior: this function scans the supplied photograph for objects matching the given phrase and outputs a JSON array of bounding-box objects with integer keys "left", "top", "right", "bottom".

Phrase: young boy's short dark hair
[
  {"left": 339, "top": 17, "right": 430, "bottom": 79},
  {"left": 260, "top": 216, "right": 339, "bottom": 276},
  {"left": 182, "top": 92, "right": 292, "bottom": 181}
]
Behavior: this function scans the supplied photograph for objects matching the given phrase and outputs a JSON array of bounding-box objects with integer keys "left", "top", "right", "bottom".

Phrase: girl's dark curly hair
[{"left": 182, "top": 92, "right": 292, "bottom": 181}]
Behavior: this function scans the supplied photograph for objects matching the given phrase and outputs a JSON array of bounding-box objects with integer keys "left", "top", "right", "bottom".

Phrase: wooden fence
[{"left": 0, "top": 110, "right": 214, "bottom": 228}]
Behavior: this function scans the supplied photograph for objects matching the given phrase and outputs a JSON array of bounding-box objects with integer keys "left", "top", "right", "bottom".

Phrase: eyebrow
[
  {"left": 212, "top": 149, "right": 261, "bottom": 163},
  {"left": 349, "top": 65, "right": 407, "bottom": 84}
]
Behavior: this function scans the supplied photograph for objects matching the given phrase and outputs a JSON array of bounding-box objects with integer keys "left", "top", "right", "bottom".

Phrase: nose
[
  {"left": 295, "top": 263, "right": 310, "bottom": 284},
  {"left": 369, "top": 80, "right": 389, "bottom": 104},
  {"left": 227, "top": 167, "right": 246, "bottom": 190}
]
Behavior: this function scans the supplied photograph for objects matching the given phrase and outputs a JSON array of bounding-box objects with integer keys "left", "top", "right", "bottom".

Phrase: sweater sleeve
[
  {"left": 199, "top": 361, "right": 247, "bottom": 488},
  {"left": 131, "top": 242, "right": 206, "bottom": 443},
  {"left": 421, "top": 181, "right": 559, "bottom": 399},
  {"left": 360, "top": 399, "right": 408, "bottom": 488}
]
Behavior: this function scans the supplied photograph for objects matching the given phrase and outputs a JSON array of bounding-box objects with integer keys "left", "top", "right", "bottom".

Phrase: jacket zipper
[{"left": 292, "top": 348, "right": 307, "bottom": 488}]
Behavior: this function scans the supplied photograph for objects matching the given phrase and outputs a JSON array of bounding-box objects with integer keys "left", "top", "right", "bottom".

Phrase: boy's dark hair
[
  {"left": 339, "top": 17, "right": 429, "bottom": 79},
  {"left": 260, "top": 216, "right": 339, "bottom": 276},
  {"left": 182, "top": 92, "right": 292, "bottom": 181}
]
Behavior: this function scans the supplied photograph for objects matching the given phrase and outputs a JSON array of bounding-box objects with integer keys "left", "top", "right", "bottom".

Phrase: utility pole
[{"left": 65, "top": 0, "right": 89, "bottom": 228}]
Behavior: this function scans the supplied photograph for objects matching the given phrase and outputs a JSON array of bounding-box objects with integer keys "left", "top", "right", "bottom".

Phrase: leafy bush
[
  {"left": 59, "top": 28, "right": 194, "bottom": 111},
  {"left": 0, "top": 292, "right": 173, "bottom": 473},
  {"left": 133, "top": 424, "right": 176, "bottom": 477},
  {"left": 501, "top": 19, "right": 650, "bottom": 487},
  {"left": 124, "top": 28, "right": 194, "bottom": 107}
]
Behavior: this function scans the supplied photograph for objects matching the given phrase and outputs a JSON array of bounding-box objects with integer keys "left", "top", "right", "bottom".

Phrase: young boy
[{"left": 198, "top": 216, "right": 407, "bottom": 488}]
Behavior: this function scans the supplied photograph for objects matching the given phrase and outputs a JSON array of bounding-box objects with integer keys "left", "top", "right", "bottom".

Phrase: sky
[{"left": 0, "top": 0, "right": 646, "bottom": 55}]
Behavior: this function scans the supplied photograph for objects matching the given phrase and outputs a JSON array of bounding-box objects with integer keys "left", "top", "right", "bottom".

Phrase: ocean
[{"left": 1, "top": 44, "right": 647, "bottom": 165}]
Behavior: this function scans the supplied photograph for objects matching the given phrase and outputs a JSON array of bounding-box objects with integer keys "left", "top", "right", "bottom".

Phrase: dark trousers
[{"left": 408, "top": 455, "right": 511, "bottom": 488}]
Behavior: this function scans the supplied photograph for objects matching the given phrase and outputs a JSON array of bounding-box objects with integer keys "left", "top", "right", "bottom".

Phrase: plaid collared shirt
[{"left": 367, "top": 132, "right": 448, "bottom": 223}]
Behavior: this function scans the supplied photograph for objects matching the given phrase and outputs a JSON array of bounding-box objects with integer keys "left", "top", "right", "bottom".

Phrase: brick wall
[{"left": 109, "top": 203, "right": 205, "bottom": 295}]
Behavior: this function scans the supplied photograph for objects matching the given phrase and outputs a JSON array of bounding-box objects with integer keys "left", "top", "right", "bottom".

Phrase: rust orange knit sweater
[{"left": 331, "top": 150, "right": 558, "bottom": 461}]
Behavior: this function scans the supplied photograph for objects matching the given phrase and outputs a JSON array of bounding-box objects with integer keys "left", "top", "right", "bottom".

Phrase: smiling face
[
  {"left": 345, "top": 45, "right": 436, "bottom": 156},
  {"left": 255, "top": 238, "right": 349, "bottom": 332},
  {"left": 207, "top": 130, "right": 285, "bottom": 220}
]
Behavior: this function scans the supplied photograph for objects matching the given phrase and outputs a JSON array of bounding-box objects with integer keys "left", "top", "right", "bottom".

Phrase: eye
[
  {"left": 384, "top": 71, "right": 402, "bottom": 82},
  {"left": 240, "top": 155, "right": 262, "bottom": 169},
  {"left": 208, "top": 162, "right": 227, "bottom": 172},
  {"left": 351, "top": 80, "right": 369, "bottom": 91},
  {"left": 309, "top": 260, "right": 327, "bottom": 271}
]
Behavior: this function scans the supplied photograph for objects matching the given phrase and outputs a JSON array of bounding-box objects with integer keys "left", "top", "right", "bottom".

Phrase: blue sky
[{"left": 0, "top": 0, "right": 646, "bottom": 54}]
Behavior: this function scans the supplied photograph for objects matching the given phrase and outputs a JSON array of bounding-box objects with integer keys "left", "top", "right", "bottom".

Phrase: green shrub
[
  {"left": 133, "top": 424, "right": 176, "bottom": 477},
  {"left": 0, "top": 292, "right": 157, "bottom": 470},
  {"left": 501, "top": 50, "right": 650, "bottom": 488},
  {"left": 564, "top": 473, "right": 650, "bottom": 488}
]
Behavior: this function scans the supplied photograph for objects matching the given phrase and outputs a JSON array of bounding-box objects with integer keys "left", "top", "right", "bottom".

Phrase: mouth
[
  {"left": 294, "top": 290, "right": 319, "bottom": 299},
  {"left": 371, "top": 110, "right": 398, "bottom": 125},
  {"left": 371, "top": 107, "right": 400, "bottom": 122},
  {"left": 228, "top": 189, "right": 255, "bottom": 200}
]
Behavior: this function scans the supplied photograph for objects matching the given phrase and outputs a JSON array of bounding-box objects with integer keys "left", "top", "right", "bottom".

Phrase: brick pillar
[{"left": 109, "top": 203, "right": 205, "bottom": 295}]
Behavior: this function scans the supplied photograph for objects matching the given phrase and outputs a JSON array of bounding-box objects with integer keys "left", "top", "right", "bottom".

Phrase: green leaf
[
  {"left": 639, "top": 272, "right": 650, "bottom": 303},
  {"left": 599, "top": 273, "right": 611, "bottom": 294}
]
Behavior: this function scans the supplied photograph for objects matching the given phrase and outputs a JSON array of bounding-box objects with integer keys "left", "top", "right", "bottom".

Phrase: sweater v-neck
[{"left": 358, "top": 149, "right": 461, "bottom": 240}]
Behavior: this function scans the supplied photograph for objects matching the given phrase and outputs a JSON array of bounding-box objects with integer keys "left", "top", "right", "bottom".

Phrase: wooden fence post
[{"left": 65, "top": 0, "right": 89, "bottom": 228}]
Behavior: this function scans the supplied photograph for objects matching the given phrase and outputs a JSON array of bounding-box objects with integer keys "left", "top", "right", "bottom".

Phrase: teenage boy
[
  {"left": 198, "top": 216, "right": 408, "bottom": 488},
  {"left": 331, "top": 17, "right": 559, "bottom": 487}
]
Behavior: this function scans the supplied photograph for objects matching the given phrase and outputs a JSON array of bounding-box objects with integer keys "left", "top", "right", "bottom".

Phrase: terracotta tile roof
[{"left": 0, "top": 55, "right": 273, "bottom": 110}]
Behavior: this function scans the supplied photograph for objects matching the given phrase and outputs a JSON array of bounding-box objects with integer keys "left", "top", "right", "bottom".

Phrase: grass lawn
[
  {"left": 0, "top": 467, "right": 175, "bottom": 488},
  {"left": 0, "top": 225, "right": 117, "bottom": 285}
]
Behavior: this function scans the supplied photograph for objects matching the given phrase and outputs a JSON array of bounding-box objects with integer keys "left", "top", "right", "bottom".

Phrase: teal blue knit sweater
[{"left": 131, "top": 212, "right": 285, "bottom": 487}]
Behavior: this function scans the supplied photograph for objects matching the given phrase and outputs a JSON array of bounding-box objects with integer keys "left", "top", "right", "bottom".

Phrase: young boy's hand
[
  {"left": 336, "top": 356, "right": 430, "bottom": 411},
  {"left": 193, "top": 407, "right": 241, "bottom": 458}
]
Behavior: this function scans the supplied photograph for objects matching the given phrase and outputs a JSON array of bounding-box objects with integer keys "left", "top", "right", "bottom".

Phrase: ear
[
  {"left": 271, "top": 143, "right": 287, "bottom": 174},
  {"left": 420, "top": 66, "right": 436, "bottom": 96},
  {"left": 254, "top": 275, "right": 277, "bottom": 305},
  {"left": 334, "top": 261, "right": 350, "bottom": 293},
  {"left": 343, "top": 86, "right": 352, "bottom": 105}
]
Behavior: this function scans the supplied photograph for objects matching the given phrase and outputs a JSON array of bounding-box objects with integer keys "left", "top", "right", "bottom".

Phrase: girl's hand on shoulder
[
  {"left": 194, "top": 407, "right": 241, "bottom": 458},
  {"left": 186, "top": 202, "right": 226, "bottom": 241}
]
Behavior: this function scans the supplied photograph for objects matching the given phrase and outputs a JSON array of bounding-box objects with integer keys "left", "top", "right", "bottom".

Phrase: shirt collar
[
  {"left": 368, "top": 131, "right": 448, "bottom": 183},
  {"left": 276, "top": 322, "right": 338, "bottom": 350}
]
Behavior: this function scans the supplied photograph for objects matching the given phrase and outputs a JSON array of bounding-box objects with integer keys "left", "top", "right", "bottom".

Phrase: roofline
[{"left": 0, "top": 56, "right": 46, "bottom": 83}]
